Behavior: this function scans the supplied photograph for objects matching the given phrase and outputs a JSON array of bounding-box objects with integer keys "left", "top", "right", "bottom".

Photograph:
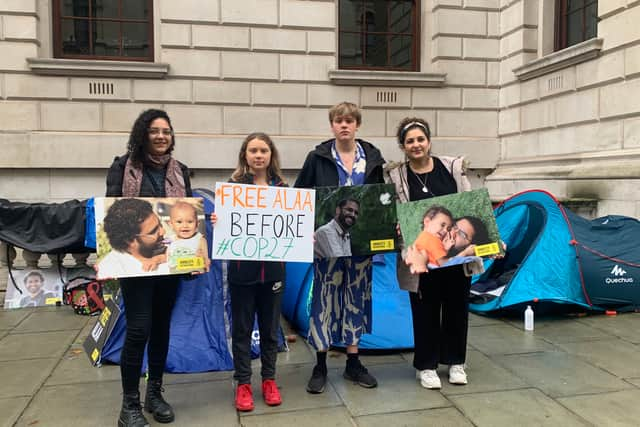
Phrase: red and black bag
[{"left": 63, "top": 277, "right": 105, "bottom": 315}]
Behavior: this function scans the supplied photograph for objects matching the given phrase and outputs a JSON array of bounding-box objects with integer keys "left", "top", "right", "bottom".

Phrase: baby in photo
[{"left": 166, "top": 201, "right": 209, "bottom": 272}]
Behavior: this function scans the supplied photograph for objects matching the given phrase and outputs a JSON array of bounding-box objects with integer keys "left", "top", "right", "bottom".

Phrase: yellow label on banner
[
  {"left": 370, "top": 239, "right": 395, "bottom": 251},
  {"left": 45, "top": 297, "right": 62, "bottom": 305},
  {"left": 474, "top": 242, "right": 500, "bottom": 257},
  {"left": 99, "top": 306, "right": 112, "bottom": 326},
  {"left": 91, "top": 348, "right": 100, "bottom": 362},
  {"left": 103, "top": 294, "right": 113, "bottom": 301},
  {"left": 176, "top": 257, "right": 205, "bottom": 271}
]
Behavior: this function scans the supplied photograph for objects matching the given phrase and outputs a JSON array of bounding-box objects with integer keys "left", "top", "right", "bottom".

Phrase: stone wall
[
  {"left": 488, "top": 0, "right": 640, "bottom": 217},
  {"left": 0, "top": 0, "right": 638, "bottom": 218}
]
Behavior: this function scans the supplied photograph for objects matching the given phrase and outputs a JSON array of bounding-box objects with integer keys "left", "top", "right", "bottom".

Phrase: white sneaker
[
  {"left": 417, "top": 369, "right": 441, "bottom": 389},
  {"left": 449, "top": 364, "right": 468, "bottom": 385}
]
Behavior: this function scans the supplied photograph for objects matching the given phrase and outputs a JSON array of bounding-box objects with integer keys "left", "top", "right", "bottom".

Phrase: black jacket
[
  {"left": 105, "top": 154, "right": 193, "bottom": 197},
  {"left": 227, "top": 174, "right": 286, "bottom": 286},
  {"left": 294, "top": 139, "right": 385, "bottom": 188}
]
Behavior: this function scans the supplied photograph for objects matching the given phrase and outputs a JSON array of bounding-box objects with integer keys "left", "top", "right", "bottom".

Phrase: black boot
[
  {"left": 144, "top": 379, "right": 175, "bottom": 423},
  {"left": 118, "top": 392, "right": 150, "bottom": 427}
]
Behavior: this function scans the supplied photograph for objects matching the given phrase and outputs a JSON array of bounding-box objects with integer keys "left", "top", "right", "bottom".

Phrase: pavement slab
[
  {"left": 0, "top": 330, "right": 78, "bottom": 362},
  {"left": 0, "top": 397, "right": 30, "bottom": 427},
  {"left": 468, "top": 323, "right": 559, "bottom": 356},
  {"left": 0, "top": 358, "right": 60, "bottom": 399},
  {"left": 241, "top": 406, "right": 355, "bottom": 427},
  {"left": 355, "top": 407, "right": 474, "bottom": 427},
  {"left": 439, "top": 350, "right": 527, "bottom": 395},
  {"left": 555, "top": 338, "right": 640, "bottom": 379},
  {"left": 449, "top": 388, "right": 590, "bottom": 427},
  {"left": 557, "top": 389, "right": 640, "bottom": 427},
  {"left": 12, "top": 309, "right": 89, "bottom": 333},
  {"left": 575, "top": 313, "right": 640, "bottom": 344},
  {"left": 329, "top": 363, "right": 451, "bottom": 417},
  {"left": 494, "top": 351, "right": 633, "bottom": 398},
  {"left": 0, "top": 309, "right": 31, "bottom": 329}
]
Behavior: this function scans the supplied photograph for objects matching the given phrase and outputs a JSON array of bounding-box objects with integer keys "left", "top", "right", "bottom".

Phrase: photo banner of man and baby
[{"left": 93, "top": 186, "right": 502, "bottom": 279}]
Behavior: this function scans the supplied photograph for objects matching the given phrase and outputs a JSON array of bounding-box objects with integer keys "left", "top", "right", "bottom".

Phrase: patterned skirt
[{"left": 307, "top": 256, "right": 373, "bottom": 351}]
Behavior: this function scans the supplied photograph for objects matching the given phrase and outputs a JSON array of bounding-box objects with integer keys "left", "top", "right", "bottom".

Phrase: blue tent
[
  {"left": 470, "top": 190, "right": 640, "bottom": 313},
  {"left": 282, "top": 253, "right": 414, "bottom": 350}
]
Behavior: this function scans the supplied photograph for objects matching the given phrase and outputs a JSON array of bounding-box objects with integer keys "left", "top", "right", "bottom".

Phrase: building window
[
  {"left": 555, "top": 0, "right": 598, "bottom": 51},
  {"left": 52, "top": 0, "right": 154, "bottom": 61},
  {"left": 338, "top": 0, "right": 419, "bottom": 71}
]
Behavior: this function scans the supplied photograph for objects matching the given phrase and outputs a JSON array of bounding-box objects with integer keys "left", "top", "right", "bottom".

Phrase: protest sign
[
  {"left": 212, "top": 183, "right": 315, "bottom": 262},
  {"left": 94, "top": 197, "right": 207, "bottom": 279},
  {"left": 397, "top": 189, "right": 502, "bottom": 270},
  {"left": 4, "top": 268, "right": 63, "bottom": 309},
  {"left": 314, "top": 184, "right": 398, "bottom": 258}
]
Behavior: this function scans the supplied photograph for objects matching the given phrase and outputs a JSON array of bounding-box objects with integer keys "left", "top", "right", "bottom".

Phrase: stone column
[{"left": 0, "top": 242, "right": 17, "bottom": 267}]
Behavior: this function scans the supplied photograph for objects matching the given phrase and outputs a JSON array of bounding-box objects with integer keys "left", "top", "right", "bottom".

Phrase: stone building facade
[{"left": 0, "top": 0, "right": 638, "bottom": 217}]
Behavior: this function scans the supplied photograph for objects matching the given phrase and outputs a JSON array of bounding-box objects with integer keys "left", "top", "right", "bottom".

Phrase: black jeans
[
  {"left": 410, "top": 265, "right": 471, "bottom": 370},
  {"left": 229, "top": 282, "right": 283, "bottom": 384},
  {"left": 119, "top": 276, "right": 179, "bottom": 394}
]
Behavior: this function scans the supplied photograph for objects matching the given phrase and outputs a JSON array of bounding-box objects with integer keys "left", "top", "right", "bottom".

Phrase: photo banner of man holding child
[
  {"left": 396, "top": 188, "right": 503, "bottom": 271},
  {"left": 94, "top": 197, "right": 208, "bottom": 279},
  {"left": 212, "top": 182, "right": 316, "bottom": 263}
]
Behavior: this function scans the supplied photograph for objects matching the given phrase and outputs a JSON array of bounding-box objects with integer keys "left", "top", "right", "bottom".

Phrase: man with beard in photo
[
  {"left": 19, "top": 271, "right": 57, "bottom": 307},
  {"left": 98, "top": 198, "right": 170, "bottom": 278},
  {"left": 314, "top": 198, "right": 360, "bottom": 259}
]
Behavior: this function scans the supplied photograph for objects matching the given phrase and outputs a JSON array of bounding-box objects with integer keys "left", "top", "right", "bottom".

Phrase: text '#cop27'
[{"left": 215, "top": 184, "right": 314, "bottom": 260}]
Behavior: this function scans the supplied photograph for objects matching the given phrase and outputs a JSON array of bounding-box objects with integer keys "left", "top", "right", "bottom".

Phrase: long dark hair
[{"left": 127, "top": 109, "right": 175, "bottom": 165}]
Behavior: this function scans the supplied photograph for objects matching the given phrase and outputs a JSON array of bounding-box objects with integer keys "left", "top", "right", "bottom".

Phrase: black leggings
[
  {"left": 410, "top": 265, "right": 471, "bottom": 370},
  {"left": 119, "top": 276, "right": 179, "bottom": 394},
  {"left": 229, "top": 282, "right": 283, "bottom": 384}
]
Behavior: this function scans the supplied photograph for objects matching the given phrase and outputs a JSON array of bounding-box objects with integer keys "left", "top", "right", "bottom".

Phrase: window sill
[
  {"left": 328, "top": 69, "right": 446, "bottom": 87},
  {"left": 513, "top": 38, "right": 603, "bottom": 81},
  {"left": 27, "top": 58, "right": 169, "bottom": 79}
]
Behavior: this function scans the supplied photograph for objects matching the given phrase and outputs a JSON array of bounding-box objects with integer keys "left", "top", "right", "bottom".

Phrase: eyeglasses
[
  {"left": 136, "top": 223, "right": 163, "bottom": 239},
  {"left": 148, "top": 127, "right": 173, "bottom": 137},
  {"left": 454, "top": 226, "right": 471, "bottom": 242}
]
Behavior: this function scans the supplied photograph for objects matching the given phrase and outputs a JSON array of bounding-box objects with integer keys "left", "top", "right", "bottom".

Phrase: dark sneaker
[
  {"left": 306, "top": 365, "right": 327, "bottom": 394},
  {"left": 343, "top": 361, "right": 378, "bottom": 388}
]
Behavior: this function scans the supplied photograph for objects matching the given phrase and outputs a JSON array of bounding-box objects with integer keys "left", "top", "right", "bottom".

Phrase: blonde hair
[
  {"left": 231, "top": 132, "right": 286, "bottom": 184},
  {"left": 328, "top": 102, "right": 362, "bottom": 125},
  {"left": 170, "top": 201, "right": 197, "bottom": 220}
]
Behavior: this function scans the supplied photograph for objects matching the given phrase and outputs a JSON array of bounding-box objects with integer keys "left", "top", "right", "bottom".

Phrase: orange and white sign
[{"left": 212, "top": 182, "right": 315, "bottom": 262}]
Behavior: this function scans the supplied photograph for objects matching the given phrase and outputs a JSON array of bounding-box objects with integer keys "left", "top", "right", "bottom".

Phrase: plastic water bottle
[{"left": 524, "top": 305, "right": 534, "bottom": 331}]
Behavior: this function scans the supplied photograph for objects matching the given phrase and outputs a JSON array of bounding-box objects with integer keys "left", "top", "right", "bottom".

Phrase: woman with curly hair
[{"left": 106, "top": 109, "right": 192, "bottom": 427}]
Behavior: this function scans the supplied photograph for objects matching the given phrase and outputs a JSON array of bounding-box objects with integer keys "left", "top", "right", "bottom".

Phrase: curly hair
[
  {"left": 231, "top": 132, "right": 286, "bottom": 184},
  {"left": 127, "top": 109, "right": 175, "bottom": 165},
  {"left": 396, "top": 117, "right": 432, "bottom": 147},
  {"left": 103, "top": 198, "right": 155, "bottom": 251}
]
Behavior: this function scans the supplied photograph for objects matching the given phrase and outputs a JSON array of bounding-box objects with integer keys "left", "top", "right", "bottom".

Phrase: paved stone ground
[{"left": 1, "top": 263, "right": 639, "bottom": 426}]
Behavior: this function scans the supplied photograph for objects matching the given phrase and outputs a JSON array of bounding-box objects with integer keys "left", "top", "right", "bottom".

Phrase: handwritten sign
[{"left": 212, "top": 183, "right": 315, "bottom": 262}]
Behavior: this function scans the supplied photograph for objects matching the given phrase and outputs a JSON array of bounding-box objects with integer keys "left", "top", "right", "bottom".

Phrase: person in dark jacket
[
  {"left": 294, "top": 102, "right": 385, "bottom": 394},
  {"left": 211, "top": 132, "right": 286, "bottom": 412},
  {"left": 106, "top": 109, "right": 192, "bottom": 427}
]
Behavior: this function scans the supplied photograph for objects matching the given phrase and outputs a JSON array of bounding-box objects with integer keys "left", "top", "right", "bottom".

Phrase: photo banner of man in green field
[{"left": 314, "top": 183, "right": 398, "bottom": 258}]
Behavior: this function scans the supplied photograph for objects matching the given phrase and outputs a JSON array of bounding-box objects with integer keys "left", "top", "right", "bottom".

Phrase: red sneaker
[
  {"left": 235, "top": 383, "right": 254, "bottom": 411},
  {"left": 262, "top": 379, "right": 282, "bottom": 406}
]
